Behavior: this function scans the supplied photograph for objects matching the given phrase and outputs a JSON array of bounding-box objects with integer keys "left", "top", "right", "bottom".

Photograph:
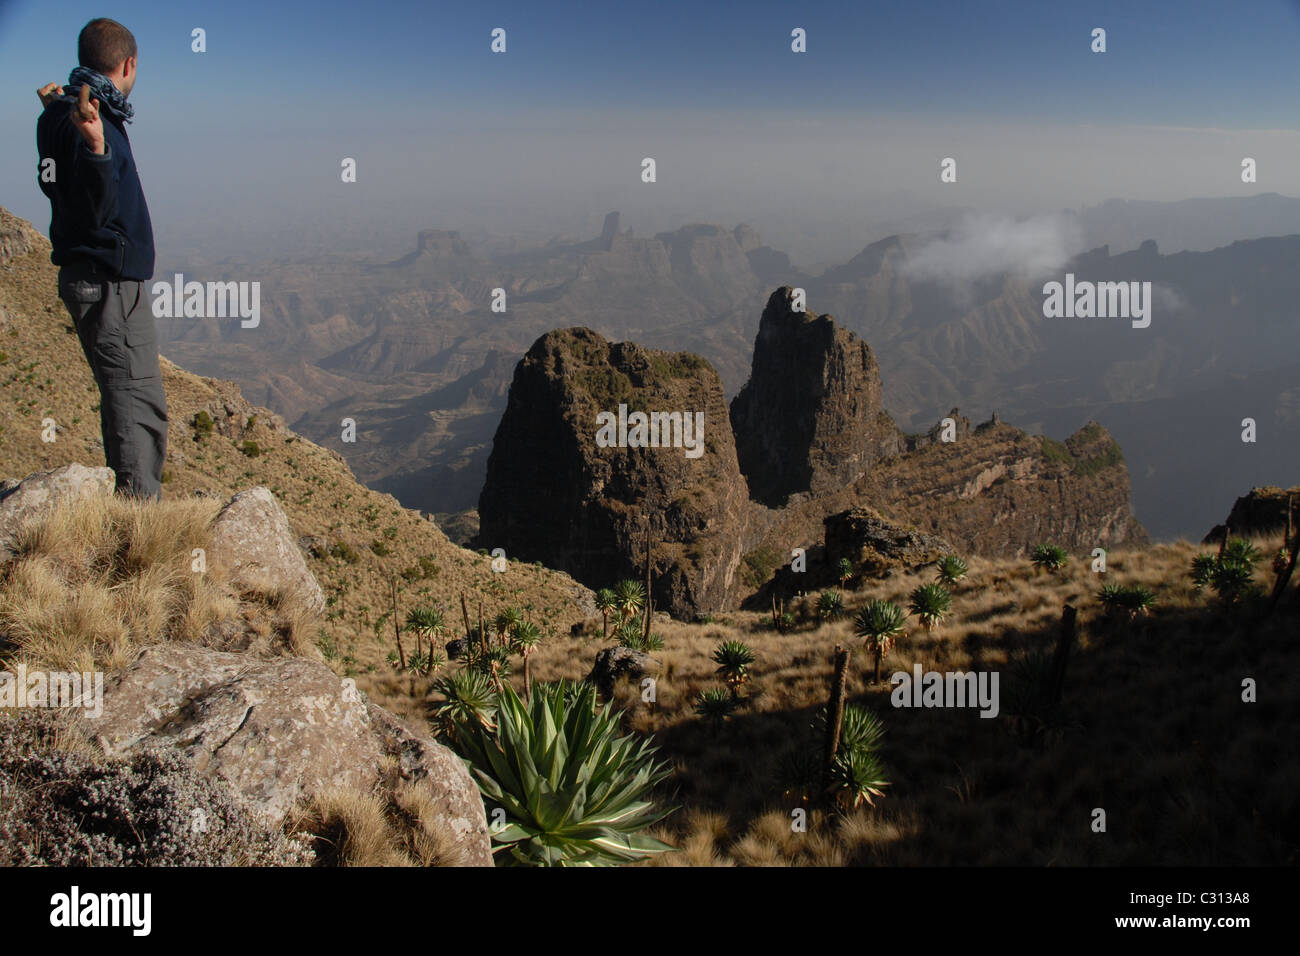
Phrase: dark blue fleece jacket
[{"left": 36, "top": 96, "right": 155, "bottom": 280}]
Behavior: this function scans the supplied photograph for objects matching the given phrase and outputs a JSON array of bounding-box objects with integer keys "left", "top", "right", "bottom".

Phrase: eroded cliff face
[
  {"left": 862, "top": 419, "right": 1147, "bottom": 556},
  {"left": 744, "top": 416, "right": 1145, "bottom": 582},
  {"left": 480, "top": 293, "right": 1147, "bottom": 618},
  {"left": 730, "top": 287, "right": 903, "bottom": 505},
  {"left": 477, "top": 328, "right": 749, "bottom": 617}
]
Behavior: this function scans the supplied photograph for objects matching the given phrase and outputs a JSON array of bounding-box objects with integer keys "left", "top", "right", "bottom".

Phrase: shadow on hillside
[{"left": 635, "top": 593, "right": 1299, "bottom": 865}]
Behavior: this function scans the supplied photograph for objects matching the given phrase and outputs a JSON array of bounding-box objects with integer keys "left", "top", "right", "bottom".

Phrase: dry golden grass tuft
[
  {"left": 287, "top": 776, "right": 470, "bottom": 867},
  {"left": 0, "top": 491, "right": 322, "bottom": 672}
]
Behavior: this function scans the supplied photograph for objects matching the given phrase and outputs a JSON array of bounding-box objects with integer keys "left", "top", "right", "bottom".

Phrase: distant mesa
[
  {"left": 417, "top": 229, "right": 471, "bottom": 257},
  {"left": 381, "top": 229, "right": 473, "bottom": 268}
]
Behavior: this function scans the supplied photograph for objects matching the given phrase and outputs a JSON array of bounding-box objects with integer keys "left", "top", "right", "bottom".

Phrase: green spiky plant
[
  {"left": 451, "top": 681, "right": 676, "bottom": 866},
  {"left": 855, "top": 599, "right": 908, "bottom": 684},
  {"left": 1099, "top": 583, "right": 1156, "bottom": 623},
  {"left": 1030, "top": 544, "right": 1070, "bottom": 574},
  {"left": 828, "top": 746, "right": 891, "bottom": 810},
  {"left": 712, "top": 639, "right": 756, "bottom": 698},
  {"left": 1118, "top": 584, "right": 1156, "bottom": 619},
  {"left": 494, "top": 606, "right": 525, "bottom": 642},
  {"left": 1189, "top": 554, "right": 1218, "bottom": 591},
  {"left": 1223, "top": 539, "right": 1261, "bottom": 568},
  {"left": 613, "top": 579, "right": 646, "bottom": 625},
  {"left": 836, "top": 557, "right": 855, "bottom": 591},
  {"left": 1098, "top": 582, "right": 1125, "bottom": 614},
  {"left": 832, "top": 704, "right": 886, "bottom": 755},
  {"left": 817, "top": 589, "right": 844, "bottom": 622},
  {"left": 510, "top": 620, "right": 543, "bottom": 700},
  {"left": 908, "top": 583, "right": 952, "bottom": 633},
  {"left": 405, "top": 606, "right": 446, "bottom": 659},
  {"left": 935, "top": 555, "right": 969, "bottom": 588},
  {"left": 616, "top": 620, "right": 664, "bottom": 652},
  {"left": 473, "top": 645, "right": 513, "bottom": 690},
  {"left": 432, "top": 668, "right": 499, "bottom": 740},
  {"left": 594, "top": 588, "right": 618, "bottom": 640},
  {"left": 816, "top": 703, "right": 890, "bottom": 809},
  {"left": 695, "top": 686, "right": 737, "bottom": 727},
  {"left": 1212, "top": 559, "right": 1259, "bottom": 606}
]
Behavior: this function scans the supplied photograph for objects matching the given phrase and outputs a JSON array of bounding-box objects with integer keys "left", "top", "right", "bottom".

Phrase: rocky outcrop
[
  {"left": 861, "top": 419, "right": 1147, "bottom": 556},
  {"left": 478, "top": 328, "right": 749, "bottom": 617},
  {"left": 93, "top": 643, "right": 492, "bottom": 865},
  {"left": 0, "top": 208, "right": 34, "bottom": 265},
  {"left": 824, "top": 507, "right": 955, "bottom": 576},
  {"left": 208, "top": 486, "right": 326, "bottom": 613},
  {"left": 1204, "top": 485, "right": 1299, "bottom": 543},
  {"left": 0, "top": 463, "right": 116, "bottom": 560},
  {"left": 731, "top": 287, "right": 903, "bottom": 505},
  {"left": 587, "top": 646, "right": 659, "bottom": 699}
]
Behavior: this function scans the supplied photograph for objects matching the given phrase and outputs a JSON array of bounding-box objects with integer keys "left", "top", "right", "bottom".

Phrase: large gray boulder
[
  {"left": 823, "top": 506, "right": 956, "bottom": 577},
  {"left": 93, "top": 643, "right": 493, "bottom": 865},
  {"left": 208, "top": 486, "right": 326, "bottom": 613}
]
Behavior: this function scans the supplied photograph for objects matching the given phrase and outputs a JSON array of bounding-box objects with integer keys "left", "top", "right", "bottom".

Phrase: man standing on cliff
[{"left": 36, "top": 18, "right": 167, "bottom": 500}]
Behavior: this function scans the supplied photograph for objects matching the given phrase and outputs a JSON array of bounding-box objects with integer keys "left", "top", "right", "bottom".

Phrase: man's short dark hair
[{"left": 77, "top": 18, "right": 137, "bottom": 74}]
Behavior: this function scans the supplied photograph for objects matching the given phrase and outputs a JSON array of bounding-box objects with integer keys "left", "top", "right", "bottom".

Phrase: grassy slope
[{"left": 0, "top": 206, "right": 591, "bottom": 725}]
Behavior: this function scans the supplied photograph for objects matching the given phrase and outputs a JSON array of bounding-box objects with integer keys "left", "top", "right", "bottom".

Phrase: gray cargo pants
[{"left": 57, "top": 260, "right": 168, "bottom": 501}]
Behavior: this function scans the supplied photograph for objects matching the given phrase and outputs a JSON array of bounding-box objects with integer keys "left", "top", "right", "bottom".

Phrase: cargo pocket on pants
[{"left": 123, "top": 286, "right": 161, "bottom": 382}]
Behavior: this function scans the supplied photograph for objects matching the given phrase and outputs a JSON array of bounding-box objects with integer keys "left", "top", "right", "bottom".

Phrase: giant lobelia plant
[{"left": 451, "top": 680, "right": 676, "bottom": 866}]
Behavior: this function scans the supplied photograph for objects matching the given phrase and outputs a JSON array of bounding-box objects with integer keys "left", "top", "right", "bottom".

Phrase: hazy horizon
[{"left": 3, "top": 0, "right": 1300, "bottom": 265}]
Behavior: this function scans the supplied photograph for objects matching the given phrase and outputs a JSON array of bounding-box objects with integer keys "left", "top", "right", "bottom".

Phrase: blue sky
[
  {"left": 3, "top": 0, "right": 1298, "bottom": 122},
  {"left": 2, "top": 0, "right": 1298, "bottom": 262}
]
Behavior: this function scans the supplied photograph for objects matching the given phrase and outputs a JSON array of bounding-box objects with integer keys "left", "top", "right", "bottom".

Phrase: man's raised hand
[
  {"left": 71, "top": 83, "right": 105, "bottom": 155},
  {"left": 37, "top": 82, "right": 64, "bottom": 108}
]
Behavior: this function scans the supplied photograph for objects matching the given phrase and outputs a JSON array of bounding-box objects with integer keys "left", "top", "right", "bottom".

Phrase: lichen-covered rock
[
  {"left": 208, "top": 486, "right": 326, "bottom": 612},
  {"left": 92, "top": 643, "right": 493, "bottom": 865}
]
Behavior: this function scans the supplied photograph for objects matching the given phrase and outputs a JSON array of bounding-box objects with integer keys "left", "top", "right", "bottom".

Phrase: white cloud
[{"left": 902, "top": 212, "right": 1085, "bottom": 283}]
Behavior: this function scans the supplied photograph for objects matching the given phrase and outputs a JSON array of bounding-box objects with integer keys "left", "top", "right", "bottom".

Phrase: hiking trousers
[{"left": 57, "top": 259, "right": 168, "bottom": 501}]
